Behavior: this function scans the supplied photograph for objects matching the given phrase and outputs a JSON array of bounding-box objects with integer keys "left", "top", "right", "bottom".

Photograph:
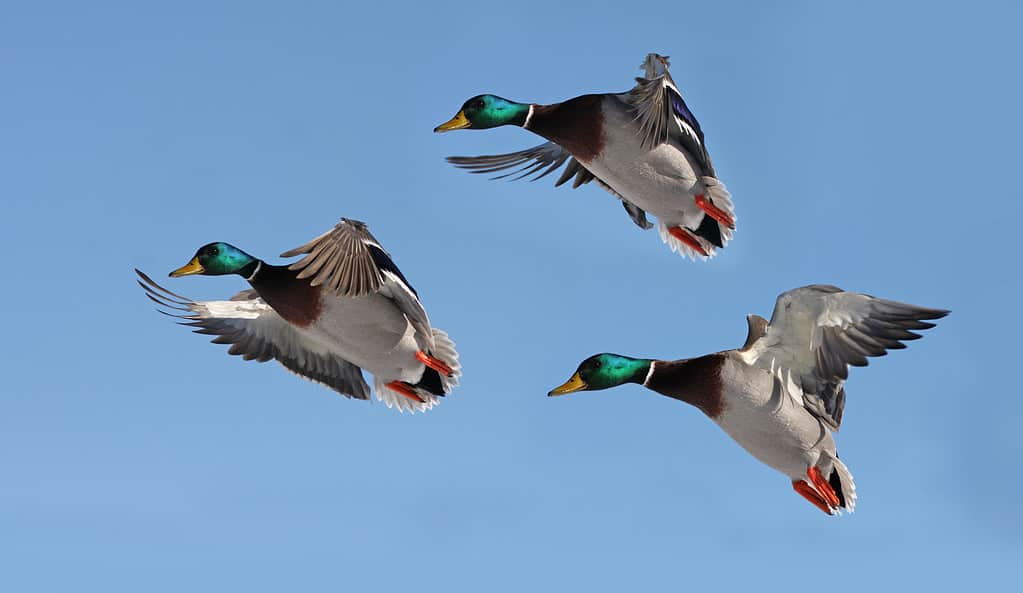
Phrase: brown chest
[
  {"left": 250, "top": 265, "right": 324, "bottom": 328},
  {"left": 528, "top": 95, "right": 606, "bottom": 162},
  {"left": 644, "top": 354, "right": 726, "bottom": 419}
]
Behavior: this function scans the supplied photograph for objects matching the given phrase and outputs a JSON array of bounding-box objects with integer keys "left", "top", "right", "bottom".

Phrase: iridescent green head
[
  {"left": 434, "top": 94, "right": 531, "bottom": 132},
  {"left": 169, "top": 242, "right": 258, "bottom": 278},
  {"left": 548, "top": 354, "right": 653, "bottom": 396}
]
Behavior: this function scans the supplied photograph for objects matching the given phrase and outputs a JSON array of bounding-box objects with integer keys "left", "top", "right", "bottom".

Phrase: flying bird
[
  {"left": 136, "top": 218, "right": 460, "bottom": 413},
  {"left": 548, "top": 285, "right": 948, "bottom": 514},
  {"left": 436, "top": 53, "right": 735, "bottom": 260}
]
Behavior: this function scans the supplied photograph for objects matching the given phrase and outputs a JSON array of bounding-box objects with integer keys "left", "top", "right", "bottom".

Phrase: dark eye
[
  {"left": 593, "top": 360, "right": 601, "bottom": 369},
  {"left": 209, "top": 247, "right": 219, "bottom": 256},
  {"left": 473, "top": 99, "right": 485, "bottom": 109}
]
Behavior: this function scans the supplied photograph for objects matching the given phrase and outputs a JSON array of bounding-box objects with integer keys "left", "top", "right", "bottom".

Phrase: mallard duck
[
  {"left": 435, "top": 53, "right": 735, "bottom": 260},
  {"left": 549, "top": 285, "right": 948, "bottom": 514},
  {"left": 136, "top": 218, "right": 460, "bottom": 413}
]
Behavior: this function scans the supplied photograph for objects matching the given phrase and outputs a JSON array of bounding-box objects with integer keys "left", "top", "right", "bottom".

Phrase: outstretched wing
[
  {"left": 628, "top": 53, "right": 713, "bottom": 175},
  {"left": 279, "top": 218, "right": 414, "bottom": 297},
  {"left": 279, "top": 218, "right": 435, "bottom": 352},
  {"left": 136, "top": 269, "right": 372, "bottom": 400},
  {"left": 446, "top": 142, "right": 653, "bottom": 230},
  {"left": 742, "top": 285, "right": 949, "bottom": 430},
  {"left": 446, "top": 142, "right": 593, "bottom": 186}
]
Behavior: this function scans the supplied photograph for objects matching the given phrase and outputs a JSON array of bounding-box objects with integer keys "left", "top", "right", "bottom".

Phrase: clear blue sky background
[{"left": 2, "top": 1, "right": 1020, "bottom": 591}]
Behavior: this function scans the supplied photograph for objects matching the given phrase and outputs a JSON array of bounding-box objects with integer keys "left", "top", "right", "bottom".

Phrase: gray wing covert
[
  {"left": 747, "top": 285, "right": 948, "bottom": 430},
  {"left": 136, "top": 269, "right": 372, "bottom": 400}
]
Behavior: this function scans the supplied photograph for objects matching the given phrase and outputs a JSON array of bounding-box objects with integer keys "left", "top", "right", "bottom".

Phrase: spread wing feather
[
  {"left": 136, "top": 269, "right": 372, "bottom": 400},
  {"left": 628, "top": 53, "right": 713, "bottom": 174},
  {"left": 446, "top": 142, "right": 652, "bottom": 229},
  {"left": 280, "top": 219, "right": 434, "bottom": 351},
  {"left": 744, "top": 285, "right": 948, "bottom": 430}
]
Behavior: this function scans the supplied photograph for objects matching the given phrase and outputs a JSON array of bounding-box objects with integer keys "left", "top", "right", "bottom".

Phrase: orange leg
[
  {"left": 667, "top": 226, "right": 709, "bottom": 256},
  {"left": 416, "top": 351, "right": 454, "bottom": 377},
  {"left": 385, "top": 381, "right": 425, "bottom": 403},
  {"left": 694, "top": 194, "right": 735, "bottom": 229},
  {"left": 807, "top": 466, "right": 842, "bottom": 509},
  {"left": 792, "top": 480, "right": 834, "bottom": 515}
]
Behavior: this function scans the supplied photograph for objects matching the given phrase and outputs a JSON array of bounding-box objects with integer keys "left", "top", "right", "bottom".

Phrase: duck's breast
[
  {"left": 713, "top": 356, "right": 835, "bottom": 479},
  {"left": 302, "top": 294, "right": 421, "bottom": 382},
  {"left": 583, "top": 97, "right": 705, "bottom": 224}
]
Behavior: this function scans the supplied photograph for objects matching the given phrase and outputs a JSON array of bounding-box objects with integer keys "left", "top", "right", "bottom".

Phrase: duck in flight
[
  {"left": 549, "top": 285, "right": 948, "bottom": 514},
  {"left": 435, "top": 53, "right": 735, "bottom": 260},
  {"left": 136, "top": 218, "right": 460, "bottom": 413}
]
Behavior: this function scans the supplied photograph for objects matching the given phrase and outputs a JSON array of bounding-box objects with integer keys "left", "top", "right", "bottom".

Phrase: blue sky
[{"left": 2, "top": 1, "right": 1020, "bottom": 591}]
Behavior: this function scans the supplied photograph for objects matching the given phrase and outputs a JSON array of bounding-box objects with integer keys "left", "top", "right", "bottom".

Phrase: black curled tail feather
[
  {"left": 829, "top": 468, "right": 846, "bottom": 509},
  {"left": 693, "top": 213, "right": 723, "bottom": 248},
  {"left": 415, "top": 366, "right": 446, "bottom": 396},
  {"left": 828, "top": 455, "right": 857, "bottom": 512}
]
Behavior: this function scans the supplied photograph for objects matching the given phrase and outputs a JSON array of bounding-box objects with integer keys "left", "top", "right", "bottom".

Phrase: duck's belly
[
  {"left": 713, "top": 358, "right": 834, "bottom": 480},
  {"left": 300, "top": 294, "right": 422, "bottom": 383},
  {"left": 583, "top": 99, "right": 705, "bottom": 227}
]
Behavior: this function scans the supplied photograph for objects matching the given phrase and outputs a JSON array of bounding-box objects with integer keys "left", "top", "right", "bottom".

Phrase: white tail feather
[
  {"left": 657, "top": 221, "right": 713, "bottom": 261},
  {"left": 370, "top": 328, "right": 460, "bottom": 415},
  {"left": 701, "top": 176, "right": 736, "bottom": 246},
  {"left": 656, "top": 177, "right": 736, "bottom": 260},
  {"left": 430, "top": 328, "right": 461, "bottom": 393},
  {"left": 372, "top": 375, "right": 441, "bottom": 414},
  {"left": 828, "top": 454, "right": 857, "bottom": 514}
]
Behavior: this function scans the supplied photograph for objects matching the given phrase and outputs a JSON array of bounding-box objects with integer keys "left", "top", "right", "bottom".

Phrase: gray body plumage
[
  {"left": 715, "top": 354, "right": 841, "bottom": 481},
  {"left": 137, "top": 219, "right": 460, "bottom": 413},
  {"left": 707, "top": 285, "right": 948, "bottom": 511},
  {"left": 445, "top": 53, "right": 736, "bottom": 260},
  {"left": 583, "top": 94, "right": 734, "bottom": 259}
]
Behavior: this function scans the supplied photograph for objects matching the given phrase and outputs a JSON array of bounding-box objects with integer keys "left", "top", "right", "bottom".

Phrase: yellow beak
[
  {"left": 434, "top": 110, "right": 471, "bottom": 133},
  {"left": 548, "top": 372, "right": 587, "bottom": 396},
  {"left": 169, "top": 256, "right": 204, "bottom": 277}
]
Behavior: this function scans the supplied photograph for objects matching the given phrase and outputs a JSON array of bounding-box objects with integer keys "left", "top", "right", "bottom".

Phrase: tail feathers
[
  {"left": 700, "top": 176, "right": 735, "bottom": 245},
  {"left": 416, "top": 366, "right": 445, "bottom": 397},
  {"left": 827, "top": 455, "right": 857, "bottom": 514},
  {"left": 372, "top": 376, "right": 441, "bottom": 414},
  {"left": 369, "top": 328, "right": 461, "bottom": 415},
  {"left": 693, "top": 212, "right": 723, "bottom": 248},
  {"left": 658, "top": 221, "right": 713, "bottom": 261},
  {"left": 656, "top": 177, "right": 736, "bottom": 261},
  {"left": 429, "top": 328, "right": 461, "bottom": 394}
]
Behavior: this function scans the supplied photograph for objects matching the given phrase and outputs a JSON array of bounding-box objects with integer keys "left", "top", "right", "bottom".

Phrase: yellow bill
[
  {"left": 548, "top": 372, "right": 587, "bottom": 396},
  {"left": 169, "top": 256, "right": 204, "bottom": 277},
  {"left": 434, "top": 110, "right": 471, "bottom": 133}
]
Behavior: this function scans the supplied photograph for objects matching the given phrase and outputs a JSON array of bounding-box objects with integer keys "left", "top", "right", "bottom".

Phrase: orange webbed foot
[
  {"left": 807, "top": 466, "right": 842, "bottom": 509},
  {"left": 385, "top": 381, "right": 425, "bottom": 403},
  {"left": 792, "top": 480, "right": 834, "bottom": 515},
  {"left": 416, "top": 351, "right": 454, "bottom": 377},
  {"left": 667, "top": 226, "right": 709, "bottom": 256},
  {"left": 694, "top": 194, "right": 735, "bottom": 229}
]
